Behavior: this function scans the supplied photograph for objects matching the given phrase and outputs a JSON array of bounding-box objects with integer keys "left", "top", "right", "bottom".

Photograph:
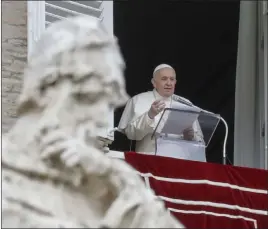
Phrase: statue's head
[{"left": 17, "top": 15, "right": 129, "bottom": 142}]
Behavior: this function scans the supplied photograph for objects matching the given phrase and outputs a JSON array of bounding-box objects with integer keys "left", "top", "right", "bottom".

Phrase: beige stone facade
[{"left": 2, "top": 1, "right": 27, "bottom": 133}]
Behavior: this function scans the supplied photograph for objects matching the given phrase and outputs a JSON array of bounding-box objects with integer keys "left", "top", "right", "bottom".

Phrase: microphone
[
  {"left": 172, "top": 95, "right": 212, "bottom": 114},
  {"left": 172, "top": 95, "right": 194, "bottom": 107}
]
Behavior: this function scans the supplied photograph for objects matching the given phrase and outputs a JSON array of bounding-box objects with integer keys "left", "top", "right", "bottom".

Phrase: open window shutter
[
  {"left": 45, "top": 1, "right": 102, "bottom": 26},
  {"left": 234, "top": 1, "right": 268, "bottom": 169},
  {"left": 28, "top": 1, "right": 113, "bottom": 55},
  {"left": 45, "top": 1, "right": 113, "bottom": 33}
]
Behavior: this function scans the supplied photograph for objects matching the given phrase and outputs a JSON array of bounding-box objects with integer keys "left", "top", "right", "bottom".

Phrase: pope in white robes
[{"left": 118, "top": 64, "right": 206, "bottom": 161}]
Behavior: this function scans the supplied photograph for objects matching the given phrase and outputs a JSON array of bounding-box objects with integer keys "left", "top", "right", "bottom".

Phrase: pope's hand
[
  {"left": 183, "top": 127, "right": 195, "bottom": 141},
  {"left": 148, "top": 99, "right": 166, "bottom": 119}
]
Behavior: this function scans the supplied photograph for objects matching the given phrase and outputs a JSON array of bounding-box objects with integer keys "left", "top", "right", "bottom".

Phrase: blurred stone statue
[{"left": 2, "top": 15, "right": 184, "bottom": 228}]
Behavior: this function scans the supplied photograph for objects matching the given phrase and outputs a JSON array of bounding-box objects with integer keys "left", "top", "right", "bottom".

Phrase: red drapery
[{"left": 125, "top": 152, "right": 268, "bottom": 229}]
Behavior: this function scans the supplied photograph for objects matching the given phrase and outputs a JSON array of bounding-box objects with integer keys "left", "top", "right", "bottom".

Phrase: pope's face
[{"left": 152, "top": 68, "right": 177, "bottom": 97}]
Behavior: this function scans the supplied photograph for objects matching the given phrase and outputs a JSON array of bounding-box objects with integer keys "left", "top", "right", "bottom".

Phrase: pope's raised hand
[{"left": 148, "top": 99, "right": 166, "bottom": 119}]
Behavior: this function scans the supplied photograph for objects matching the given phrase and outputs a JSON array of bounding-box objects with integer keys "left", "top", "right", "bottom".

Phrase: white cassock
[{"left": 118, "top": 89, "right": 206, "bottom": 161}]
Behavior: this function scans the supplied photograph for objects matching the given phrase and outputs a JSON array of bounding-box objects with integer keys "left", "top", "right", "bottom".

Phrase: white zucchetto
[{"left": 153, "top": 63, "right": 174, "bottom": 77}]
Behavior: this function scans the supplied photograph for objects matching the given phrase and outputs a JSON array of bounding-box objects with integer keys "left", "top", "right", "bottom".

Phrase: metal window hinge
[
  {"left": 261, "top": 123, "right": 266, "bottom": 137},
  {"left": 261, "top": 34, "right": 264, "bottom": 50}
]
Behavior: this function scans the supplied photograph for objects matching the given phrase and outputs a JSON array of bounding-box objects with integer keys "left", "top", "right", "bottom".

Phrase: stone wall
[{"left": 2, "top": 1, "right": 27, "bottom": 133}]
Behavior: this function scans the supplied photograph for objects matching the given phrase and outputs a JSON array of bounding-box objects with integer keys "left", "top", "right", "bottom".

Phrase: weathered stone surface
[
  {"left": 2, "top": 15, "right": 184, "bottom": 228},
  {"left": 1, "top": 1, "right": 27, "bottom": 133}
]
